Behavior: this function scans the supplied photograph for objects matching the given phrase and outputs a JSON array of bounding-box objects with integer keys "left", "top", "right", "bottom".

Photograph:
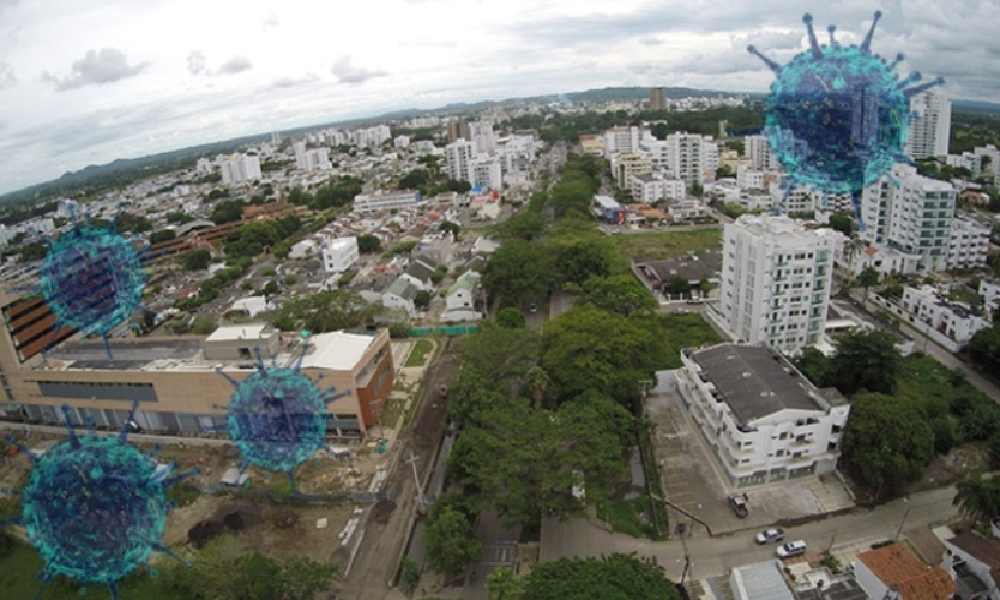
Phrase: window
[
  {"left": 779, "top": 432, "right": 789, "bottom": 440},
  {"left": 776, "top": 449, "right": 785, "bottom": 457}
]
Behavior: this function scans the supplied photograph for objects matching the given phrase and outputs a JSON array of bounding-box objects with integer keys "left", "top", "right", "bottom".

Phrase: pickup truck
[{"left": 728, "top": 493, "right": 749, "bottom": 518}]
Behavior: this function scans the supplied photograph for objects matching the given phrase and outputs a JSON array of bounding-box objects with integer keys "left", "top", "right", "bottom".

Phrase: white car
[
  {"left": 776, "top": 540, "right": 807, "bottom": 558},
  {"left": 755, "top": 528, "right": 785, "bottom": 545}
]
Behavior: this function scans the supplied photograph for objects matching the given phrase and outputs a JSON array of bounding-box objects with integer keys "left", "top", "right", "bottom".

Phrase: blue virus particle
[
  {"left": 0, "top": 401, "right": 199, "bottom": 600},
  {"left": 748, "top": 11, "right": 944, "bottom": 228},
  {"left": 215, "top": 337, "right": 350, "bottom": 493},
  {"left": 25, "top": 205, "right": 150, "bottom": 359}
]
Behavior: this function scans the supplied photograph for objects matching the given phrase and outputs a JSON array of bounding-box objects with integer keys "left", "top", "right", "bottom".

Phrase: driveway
[
  {"left": 646, "top": 371, "right": 854, "bottom": 536},
  {"left": 463, "top": 510, "right": 519, "bottom": 600}
]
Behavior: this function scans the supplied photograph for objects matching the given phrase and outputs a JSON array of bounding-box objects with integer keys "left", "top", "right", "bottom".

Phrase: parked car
[
  {"left": 728, "top": 493, "right": 748, "bottom": 518},
  {"left": 755, "top": 528, "right": 785, "bottom": 545},
  {"left": 776, "top": 540, "right": 808, "bottom": 558},
  {"left": 528, "top": 303, "right": 538, "bottom": 313}
]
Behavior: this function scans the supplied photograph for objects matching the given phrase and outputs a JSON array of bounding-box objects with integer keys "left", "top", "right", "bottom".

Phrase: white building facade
[
  {"left": 717, "top": 215, "right": 844, "bottom": 352},
  {"left": 905, "top": 90, "right": 952, "bottom": 159},
  {"left": 220, "top": 153, "right": 262, "bottom": 185},
  {"left": 322, "top": 237, "right": 360, "bottom": 274},
  {"left": 666, "top": 132, "right": 718, "bottom": 184},
  {"left": 947, "top": 214, "right": 991, "bottom": 270},
  {"left": 677, "top": 344, "right": 850, "bottom": 488},
  {"left": 352, "top": 190, "right": 422, "bottom": 214}
]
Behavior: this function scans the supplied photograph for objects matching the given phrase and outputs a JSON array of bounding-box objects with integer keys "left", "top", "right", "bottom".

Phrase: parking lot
[{"left": 647, "top": 371, "right": 854, "bottom": 536}]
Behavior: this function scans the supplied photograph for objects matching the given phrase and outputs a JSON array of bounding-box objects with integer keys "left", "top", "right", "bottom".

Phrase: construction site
[{"left": 0, "top": 336, "right": 459, "bottom": 596}]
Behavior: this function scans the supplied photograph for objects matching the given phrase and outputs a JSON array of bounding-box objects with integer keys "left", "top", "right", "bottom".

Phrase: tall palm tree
[
  {"left": 843, "top": 238, "right": 868, "bottom": 267},
  {"left": 487, "top": 567, "right": 524, "bottom": 600},
  {"left": 954, "top": 473, "right": 1000, "bottom": 523},
  {"left": 524, "top": 365, "right": 549, "bottom": 409}
]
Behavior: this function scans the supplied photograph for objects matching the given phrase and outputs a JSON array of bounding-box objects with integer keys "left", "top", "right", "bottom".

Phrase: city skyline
[{"left": 0, "top": 0, "right": 997, "bottom": 194}]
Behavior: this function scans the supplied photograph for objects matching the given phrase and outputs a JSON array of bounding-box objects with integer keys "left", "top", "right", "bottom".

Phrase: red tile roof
[{"left": 857, "top": 544, "right": 957, "bottom": 600}]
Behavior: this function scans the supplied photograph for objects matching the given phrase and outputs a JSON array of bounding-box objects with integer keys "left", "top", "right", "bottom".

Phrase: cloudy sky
[{"left": 0, "top": 0, "right": 997, "bottom": 194}]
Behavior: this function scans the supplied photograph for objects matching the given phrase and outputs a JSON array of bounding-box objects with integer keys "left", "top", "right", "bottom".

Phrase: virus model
[
  {"left": 216, "top": 333, "right": 351, "bottom": 493},
  {"left": 32, "top": 205, "right": 148, "bottom": 359},
  {"left": 0, "top": 402, "right": 199, "bottom": 600},
  {"left": 748, "top": 11, "right": 944, "bottom": 228}
]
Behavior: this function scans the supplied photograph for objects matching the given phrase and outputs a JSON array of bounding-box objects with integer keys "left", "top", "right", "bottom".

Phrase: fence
[
  {"left": 408, "top": 325, "right": 478, "bottom": 337},
  {"left": 194, "top": 481, "right": 396, "bottom": 504}
]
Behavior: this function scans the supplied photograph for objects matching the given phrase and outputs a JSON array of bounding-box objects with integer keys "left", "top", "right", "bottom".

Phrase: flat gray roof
[
  {"left": 732, "top": 561, "right": 794, "bottom": 600},
  {"left": 692, "top": 345, "right": 823, "bottom": 422},
  {"left": 42, "top": 338, "right": 203, "bottom": 371}
]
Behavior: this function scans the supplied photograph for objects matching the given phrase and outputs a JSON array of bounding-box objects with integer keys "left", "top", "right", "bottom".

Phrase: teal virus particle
[
  {"left": 748, "top": 11, "right": 944, "bottom": 229},
  {"left": 215, "top": 338, "right": 350, "bottom": 493},
  {"left": 0, "top": 401, "right": 199, "bottom": 600},
  {"left": 30, "top": 205, "right": 149, "bottom": 359}
]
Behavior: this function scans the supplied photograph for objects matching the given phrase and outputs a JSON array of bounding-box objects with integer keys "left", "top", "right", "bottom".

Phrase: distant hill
[{"left": 4, "top": 85, "right": 997, "bottom": 203}]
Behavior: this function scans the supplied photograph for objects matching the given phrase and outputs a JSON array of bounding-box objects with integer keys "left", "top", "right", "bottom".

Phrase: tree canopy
[
  {"left": 273, "top": 290, "right": 381, "bottom": 333},
  {"left": 424, "top": 505, "right": 482, "bottom": 577},
  {"left": 580, "top": 275, "right": 658, "bottom": 317},
  {"left": 522, "top": 554, "right": 680, "bottom": 600},
  {"left": 482, "top": 239, "right": 555, "bottom": 307}
]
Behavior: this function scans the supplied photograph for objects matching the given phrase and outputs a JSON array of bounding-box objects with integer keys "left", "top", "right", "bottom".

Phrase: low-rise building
[
  {"left": 731, "top": 561, "right": 794, "bottom": 600},
  {"left": 442, "top": 272, "right": 483, "bottom": 322},
  {"left": 403, "top": 256, "right": 438, "bottom": 291},
  {"left": 852, "top": 544, "right": 956, "bottom": 600},
  {"left": 322, "top": 237, "right": 360, "bottom": 275},
  {"left": 901, "top": 285, "right": 989, "bottom": 349},
  {"left": 935, "top": 527, "right": 1000, "bottom": 600},
  {"left": 630, "top": 173, "right": 686, "bottom": 203},
  {"left": 381, "top": 277, "right": 419, "bottom": 316},
  {"left": 839, "top": 243, "right": 923, "bottom": 277},
  {"left": 677, "top": 343, "right": 849, "bottom": 488},
  {"left": 353, "top": 190, "right": 423, "bottom": 214},
  {"left": 668, "top": 199, "right": 709, "bottom": 223},
  {"left": 980, "top": 279, "right": 1000, "bottom": 316}
]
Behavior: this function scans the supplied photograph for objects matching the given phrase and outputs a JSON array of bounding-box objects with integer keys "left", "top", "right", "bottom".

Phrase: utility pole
[
  {"left": 894, "top": 505, "right": 912, "bottom": 541},
  {"left": 405, "top": 450, "right": 426, "bottom": 509}
]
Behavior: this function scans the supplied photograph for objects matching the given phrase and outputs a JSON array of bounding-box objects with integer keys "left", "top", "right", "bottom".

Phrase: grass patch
[
  {"left": 378, "top": 394, "right": 406, "bottom": 428},
  {"left": 166, "top": 484, "right": 201, "bottom": 508},
  {"left": 0, "top": 540, "right": 188, "bottom": 600},
  {"left": 610, "top": 229, "right": 722, "bottom": 270},
  {"left": 645, "top": 313, "right": 724, "bottom": 370},
  {"left": 896, "top": 353, "right": 990, "bottom": 415},
  {"left": 596, "top": 496, "right": 667, "bottom": 540},
  {"left": 405, "top": 339, "right": 434, "bottom": 367}
]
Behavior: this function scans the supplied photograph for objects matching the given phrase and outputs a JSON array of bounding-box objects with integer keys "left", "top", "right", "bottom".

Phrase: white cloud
[
  {"left": 42, "top": 48, "right": 149, "bottom": 91},
  {"left": 331, "top": 55, "right": 387, "bottom": 84},
  {"left": 215, "top": 55, "right": 252, "bottom": 76},
  {"left": 1, "top": 0, "right": 999, "bottom": 194}
]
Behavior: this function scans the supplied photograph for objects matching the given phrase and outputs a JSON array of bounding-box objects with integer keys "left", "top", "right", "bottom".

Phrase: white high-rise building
[
  {"left": 745, "top": 135, "right": 778, "bottom": 171},
  {"left": 295, "top": 142, "right": 332, "bottom": 172},
  {"left": 220, "top": 153, "right": 261, "bottom": 185},
  {"left": 471, "top": 156, "right": 502, "bottom": 191},
  {"left": 469, "top": 121, "right": 496, "bottom": 155},
  {"left": 860, "top": 163, "right": 955, "bottom": 271},
  {"left": 196, "top": 158, "right": 214, "bottom": 175},
  {"left": 666, "top": 132, "right": 718, "bottom": 184},
  {"left": 719, "top": 215, "right": 843, "bottom": 352},
  {"left": 604, "top": 126, "right": 649, "bottom": 157},
  {"left": 445, "top": 140, "right": 475, "bottom": 182},
  {"left": 294, "top": 142, "right": 309, "bottom": 169},
  {"left": 905, "top": 91, "right": 951, "bottom": 159}
]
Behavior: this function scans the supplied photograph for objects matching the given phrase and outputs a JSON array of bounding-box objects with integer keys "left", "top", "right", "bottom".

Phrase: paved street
[
  {"left": 463, "top": 510, "right": 519, "bottom": 600},
  {"left": 541, "top": 484, "right": 958, "bottom": 583}
]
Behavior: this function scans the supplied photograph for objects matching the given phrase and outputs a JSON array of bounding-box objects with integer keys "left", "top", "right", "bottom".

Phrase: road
[
  {"left": 847, "top": 289, "right": 1000, "bottom": 400},
  {"left": 338, "top": 339, "right": 461, "bottom": 600},
  {"left": 463, "top": 510, "right": 520, "bottom": 600},
  {"left": 541, "top": 484, "right": 959, "bottom": 583}
]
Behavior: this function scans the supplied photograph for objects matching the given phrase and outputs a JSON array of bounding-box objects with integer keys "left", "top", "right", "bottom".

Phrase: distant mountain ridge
[{"left": 4, "top": 86, "right": 999, "bottom": 203}]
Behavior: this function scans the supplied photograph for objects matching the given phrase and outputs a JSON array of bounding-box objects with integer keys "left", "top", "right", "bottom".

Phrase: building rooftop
[
  {"left": 385, "top": 277, "right": 418, "bottom": 301},
  {"left": 299, "top": 331, "right": 376, "bottom": 371},
  {"left": 206, "top": 324, "right": 273, "bottom": 343},
  {"left": 731, "top": 561, "right": 794, "bottom": 600},
  {"left": 636, "top": 249, "right": 723, "bottom": 283},
  {"left": 448, "top": 272, "right": 480, "bottom": 295},
  {"left": 41, "top": 338, "right": 204, "bottom": 371},
  {"left": 691, "top": 345, "right": 826, "bottom": 423},
  {"left": 856, "top": 544, "right": 957, "bottom": 600}
]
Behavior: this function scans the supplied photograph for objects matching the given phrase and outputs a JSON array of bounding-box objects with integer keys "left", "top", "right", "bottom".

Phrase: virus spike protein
[
  {"left": 749, "top": 11, "right": 944, "bottom": 229},
  {"left": 1, "top": 401, "right": 198, "bottom": 599},
  {"left": 220, "top": 347, "right": 351, "bottom": 494}
]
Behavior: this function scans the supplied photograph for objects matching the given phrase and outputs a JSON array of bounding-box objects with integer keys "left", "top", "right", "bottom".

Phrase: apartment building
[
  {"left": 0, "top": 295, "right": 393, "bottom": 436},
  {"left": 980, "top": 279, "right": 1000, "bottom": 316},
  {"left": 717, "top": 215, "right": 843, "bottom": 352},
  {"left": 630, "top": 173, "right": 686, "bottom": 203},
  {"left": 612, "top": 153, "right": 652, "bottom": 189},
  {"left": 352, "top": 190, "right": 422, "bottom": 214},
  {"left": 649, "top": 87, "right": 666, "bottom": 111},
  {"left": 445, "top": 140, "right": 475, "bottom": 182},
  {"left": 446, "top": 120, "right": 471, "bottom": 144},
  {"left": 294, "top": 142, "right": 332, "bottom": 172},
  {"left": 947, "top": 214, "right": 991, "bottom": 270},
  {"left": 901, "top": 285, "right": 989, "bottom": 348},
  {"left": 736, "top": 165, "right": 766, "bottom": 190},
  {"left": 220, "top": 153, "right": 261, "bottom": 185},
  {"left": 322, "top": 237, "right": 360, "bottom": 275},
  {"left": 666, "top": 132, "right": 718, "bottom": 184},
  {"left": 603, "top": 126, "right": 647, "bottom": 157},
  {"left": 905, "top": 90, "right": 952, "bottom": 160},
  {"left": 861, "top": 163, "right": 956, "bottom": 272},
  {"left": 745, "top": 135, "right": 778, "bottom": 171},
  {"left": 677, "top": 343, "right": 850, "bottom": 488}
]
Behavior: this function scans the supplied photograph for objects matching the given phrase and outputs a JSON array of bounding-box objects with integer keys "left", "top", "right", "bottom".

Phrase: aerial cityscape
[{"left": 3, "top": 2, "right": 1000, "bottom": 600}]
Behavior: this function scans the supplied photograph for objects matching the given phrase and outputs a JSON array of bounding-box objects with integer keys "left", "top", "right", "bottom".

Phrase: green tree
[
  {"left": 969, "top": 325, "right": 1000, "bottom": 373},
  {"left": 280, "top": 555, "right": 338, "bottom": 600},
  {"left": 188, "top": 535, "right": 247, "bottom": 600},
  {"left": 954, "top": 473, "right": 1000, "bottom": 523},
  {"left": 523, "top": 553, "right": 680, "bottom": 600},
  {"left": 720, "top": 203, "right": 744, "bottom": 219},
  {"left": 841, "top": 393, "right": 935, "bottom": 498},
  {"left": 541, "top": 305, "right": 656, "bottom": 406},
  {"left": 192, "top": 314, "right": 218, "bottom": 335},
  {"left": 482, "top": 240, "right": 556, "bottom": 307},
  {"left": 828, "top": 212, "right": 853, "bottom": 236},
  {"left": 358, "top": 234, "right": 381, "bottom": 253},
  {"left": 826, "top": 330, "right": 901, "bottom": 396},
  {"left": 424, "top": 506, "right": 482, "bottom": 577},
  {"left": 180, "top": 249, "right": 212, "bottom": 271},
  {"left": 496, "top": 307, "right": 526, "bottom": 329},
  {"left": 858, "top": 266, "right": 880, "bottom": 304},
  {"left": 210, "top": 199, "right": 244, "bottom": 224},
  {"left": 399, "top": 556, "right": 420, "bottom": 590},
  {"left": 580, "top": 275, "right": 657, "bottom": 317},
  {"left": 273, "top": 290, "right": 381, "bottom": 333},
  {"left": 440, "top": 221, "right": 461, "bottom": 237},
  {"left": 793, "top": 347, "right": 831, "bottom": 386},
  {"left": 149, "top": 229, "right": 176, "bottom": 244},
  {"left": 524, "top": 364, "right": 550, "bottom": 409},
  {"left": 555, "top": 240, "right": 612, "bottom": 286},
  {"left": 415, "top": 289, "right": 432, "bottom": 310},
  {"left": 498, "top": 210, "right": 547, "bottom": 241},
  {"left": 487, "top": 566, "right": 525, "bottom": 600},
  {"left": 460, "top": 323, "right": 541, "bottom": 394}
]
